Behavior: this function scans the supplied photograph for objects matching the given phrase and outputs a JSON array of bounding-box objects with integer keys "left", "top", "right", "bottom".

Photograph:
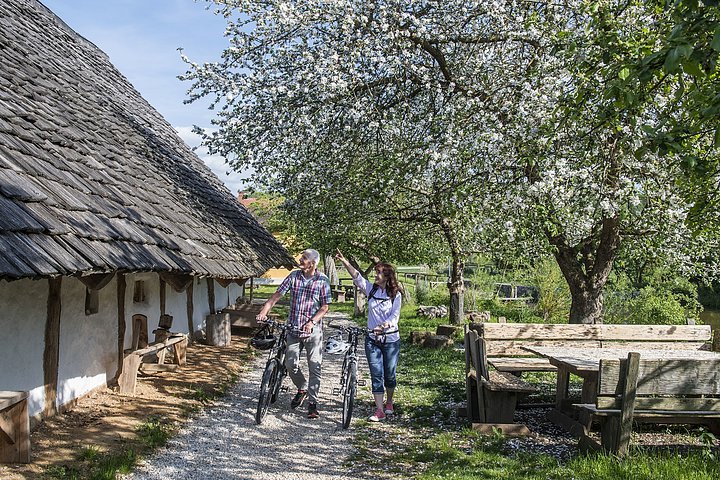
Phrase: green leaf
[
  {"left": 714, "top": 127, "right": 720, "bottom": 147},
  {"left": 664, "top": 45, "right": 694, "bottom": 73},
  {"left": 711, "top": 26, "right": 720, "bottom": 52},
  {"left": 618, "top": 67, "right": 630, "bottom": 80},
  {"left": 682, "top": 61, "right": 703, "bottom": 77}
]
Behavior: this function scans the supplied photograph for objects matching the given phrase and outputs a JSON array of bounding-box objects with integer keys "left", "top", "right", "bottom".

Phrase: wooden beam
[
  {"left": 77, "top": 272, "right": 115, "bottom": 291},
  {"left": 43, "top": 277, "right": 62, "bottom": 418},
  {"left": 160, "top": 278, "right": 166, "bottom": 315},
  {"left": 186, "top": 282, "right": 194, "bottom": 344},
  {"left": 207, "top": 278, "right": 215, "bottom": 313},
  {"left": 158, "top": 272, "right": 193, "bottom": 293},
  {"left": 114, "top": 274, "right": 126, "bottom": 384}
]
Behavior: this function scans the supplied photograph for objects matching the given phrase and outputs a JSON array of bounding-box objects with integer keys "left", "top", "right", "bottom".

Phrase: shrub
[{"left": 604, "top": 286, "right": 689, "bottom": 325}]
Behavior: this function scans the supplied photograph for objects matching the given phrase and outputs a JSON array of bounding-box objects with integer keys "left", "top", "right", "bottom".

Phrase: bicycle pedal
[
  {"left": 332, "top": 388, "right": 341, "bottom": 396},
  {"left": 357, "top": 380, "right": 366, "bottom": 386}
]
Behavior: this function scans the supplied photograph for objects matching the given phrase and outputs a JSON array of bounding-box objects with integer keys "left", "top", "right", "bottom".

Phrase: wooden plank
[
  {"left": 488, "top": 357, "right": 557, "bottom": 372},
  {"left": 132, "top": 335, "right": 186, "bottom": 357},
  {"left": 479, "top": 323, "right": 600, "bottom": 340},
  {"left": 614, "top": 352, "right": 640, "bottom": 456},
  {"left": 468, "top": 330, "right": 486, "bottom": 422},
  {"left": 0, "top": 392, "right": 27, "bottom": 412},
  {"left": 483, "top": 372, "right": 538, "bottom": 394},
  {"left": 485, "top": 340, "right": 602, "bottom": 356},
  {"left": 601, "top": 341, "right": 708, "bottom": 350},
  {"left": 464, "top": 327, "right": 476, "bottom": 422},
  {"left": 598, "top": 324, "right": 711, "bottom": 342},
  {"left": 597, "top": 397, "right": 720, "bottom": 411},
  {"left": 117, "top": 354, "right": 141, "bottom": 395},
  {"left": 139, "top": 364, "right": 179, "bottom": 373},
  {"left": 599, "top": 359, "right": 720, "bottom": 395},
  {"left": 472, "top": 422, "right": 531, "bottom": 436}
]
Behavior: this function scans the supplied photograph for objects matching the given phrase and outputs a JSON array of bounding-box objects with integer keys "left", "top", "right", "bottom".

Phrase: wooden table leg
[{"left": 555, "top": 367, "right": 569, "bottom": 409}]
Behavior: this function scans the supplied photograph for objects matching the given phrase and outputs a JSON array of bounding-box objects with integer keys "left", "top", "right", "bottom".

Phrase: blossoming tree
[{"left": 184, "top": 0, "right": 718, "bottom": 324}]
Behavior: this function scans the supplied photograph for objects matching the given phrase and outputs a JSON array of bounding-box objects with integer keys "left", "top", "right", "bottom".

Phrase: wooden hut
[{"left": 0, "top": 0, "right": 294, "bottom": 424}]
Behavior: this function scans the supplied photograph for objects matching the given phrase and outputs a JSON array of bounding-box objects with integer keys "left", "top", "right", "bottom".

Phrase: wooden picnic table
[{"left": 521, "top": 346, "right": 720, "bottom": 434}]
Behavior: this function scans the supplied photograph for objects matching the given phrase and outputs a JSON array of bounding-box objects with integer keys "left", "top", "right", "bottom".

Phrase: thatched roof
[{"left": 0, "top": 0, "right": 295, "bottom": 281}]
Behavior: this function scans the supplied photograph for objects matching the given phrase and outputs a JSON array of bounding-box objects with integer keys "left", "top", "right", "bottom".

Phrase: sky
[{"left": 41, "top": 0, "right": 249, "bottom": 195}]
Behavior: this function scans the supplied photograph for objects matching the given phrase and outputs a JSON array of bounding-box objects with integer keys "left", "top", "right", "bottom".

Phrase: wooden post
[
  {"left": 43, "top": 278, "right": 62, "bottom": 418},
  {"left": 463, "top": 326, "right": 476, "bottom": 422},
  {"left": 159, "top": 278, "right": 166, "bottom": 315},
  {"left": 615, "top": 352, "right": 640, "bottom": 456},
  {"left": 115, "top": 274, "right": 126, "bottom": 383},
  {"left": 249, "top": 277, "right": 255, "bottom": 303},
  {"left": 207, "top": 278, "right": 215, "bottom": 313},
  {"left": 186, "top": 282, "right": 194, "bottom": 344}
]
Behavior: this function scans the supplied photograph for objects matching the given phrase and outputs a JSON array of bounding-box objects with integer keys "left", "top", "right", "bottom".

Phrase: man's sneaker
[
  {"left": 290, "top": 389, "right": 307, "bottom": 409},
  {"left": 307, "top": 403, "right": 319, "bottom": 419},
  {"left": 384, "top": 401, "right": 394, "bottom": 415},
  {"left": 367, "top": 408, "right": 386, "bottom": 422}
]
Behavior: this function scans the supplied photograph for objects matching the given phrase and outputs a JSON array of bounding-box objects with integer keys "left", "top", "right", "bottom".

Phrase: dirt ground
[{"left": 0, "top": 331, "right": 255, "bottom": 480}]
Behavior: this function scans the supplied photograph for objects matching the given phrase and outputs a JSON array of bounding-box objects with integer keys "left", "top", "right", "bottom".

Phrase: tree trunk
[
  {"left": 548, "top": 217, "right": 621, "bottom": 324},
  {"left": 440, "top": 218, "right": 465, "bottom": 325},
  {"left": 447, "top": 255, "right": 465, "bottom": 325},
  {"left": 323, "top": 254, "right": 339, "bottom": 285}
]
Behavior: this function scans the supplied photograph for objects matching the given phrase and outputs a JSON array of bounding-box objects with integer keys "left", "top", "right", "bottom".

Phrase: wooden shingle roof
[{"left": 0, "top": 0, "right": 295, "bottom": 281}]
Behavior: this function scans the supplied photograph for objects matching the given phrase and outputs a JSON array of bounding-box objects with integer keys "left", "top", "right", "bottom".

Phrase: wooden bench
[
  {"left": 331, "top": 288, "right": 346, "bottom": 302},
  {"left": 118, "top": 333, "right": 188, "bottom": 395},
  {"left": 0, "top": 391, "right": 30, "bottom": 463},
  {"left": 470, "top": 323, "right": 712, "bottom": 375},
  {"left": 222, "top": 303, "right": 263, "bottom": 330},
  {"left": 464, "top": 326, "right": 537, "bottom": 435},
  {"left": 575, "top": 352, "right": 720, "bottom": 456}
]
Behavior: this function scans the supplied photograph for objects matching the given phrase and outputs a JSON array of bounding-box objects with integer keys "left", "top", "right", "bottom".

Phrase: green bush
[
  {"left": 415, "top": 283, "right": 450, "bottom": 306},
  {"left": 524, "top": 258, "right": 571, "bottom": 322},
  {"left": 604, "top": 286, "right": 690, "bottom": 325}
]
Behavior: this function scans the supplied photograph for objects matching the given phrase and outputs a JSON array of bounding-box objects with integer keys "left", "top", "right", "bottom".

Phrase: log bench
[
  {"left": 0, "top": 391, "right": 30, "bottom": 463},
  {"left": 469, "top": 322, "right": 712, "bottom": 375},
  {"left": 464, "top": 326, "right": 537, "bottom": 435},
  {"left": 574, "top": 352, "right": 720, "bottom": 456},
  {"left": 118, "top": 333, "right": 188, "bottom": 395}
]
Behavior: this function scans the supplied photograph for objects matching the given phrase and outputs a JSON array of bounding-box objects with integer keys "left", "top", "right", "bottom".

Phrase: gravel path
[{"left": 125, "top": 312, "right": 371, "bottom": 480}]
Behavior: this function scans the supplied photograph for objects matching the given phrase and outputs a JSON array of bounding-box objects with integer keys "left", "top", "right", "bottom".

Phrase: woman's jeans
[{"left": 364, "top": 337, "right": 400, "bottom": 394}]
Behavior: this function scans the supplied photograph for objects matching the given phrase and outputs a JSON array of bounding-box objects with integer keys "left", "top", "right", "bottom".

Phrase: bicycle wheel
[
  {"left": 341, "top": 359, "right": 357, "bottom": 429},
  {"left": 256, "top": 358, "right": 279, "bottom": 425}
]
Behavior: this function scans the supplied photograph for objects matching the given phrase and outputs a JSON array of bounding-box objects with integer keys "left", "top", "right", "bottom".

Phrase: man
[{"left": 256, "top": 248, "right": 331, "bottom": 419}]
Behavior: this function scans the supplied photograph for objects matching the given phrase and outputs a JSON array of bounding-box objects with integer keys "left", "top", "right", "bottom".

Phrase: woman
[{"left": 335, "top": 249, "right": 401, "bottom": 422}]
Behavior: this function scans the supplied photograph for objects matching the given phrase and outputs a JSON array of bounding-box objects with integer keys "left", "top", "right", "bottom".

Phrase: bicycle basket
[{"left": 250, "top": 325, "right": 276, "bottom": 350}]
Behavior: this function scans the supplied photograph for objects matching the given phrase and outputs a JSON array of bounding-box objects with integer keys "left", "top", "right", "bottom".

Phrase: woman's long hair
[{"left": 375, "top": 262, "right": 401, "bottom": 299}]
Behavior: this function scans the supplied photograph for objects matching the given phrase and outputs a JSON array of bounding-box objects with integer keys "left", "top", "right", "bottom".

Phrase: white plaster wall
[
  {"left": 122, "top": 272, "right": 161, "bottom": 346},
  {"left": 0, "top": 278, "right": 48, "bottom": 418},
  {"left": 56, "top": 277, "right": 118, "bottom": 412},
  {"left": 164, "top": 284, "right": 189, "bottom": 334}
]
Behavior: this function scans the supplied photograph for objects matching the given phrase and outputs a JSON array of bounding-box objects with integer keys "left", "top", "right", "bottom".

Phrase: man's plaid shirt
[{"left": 277, "top": 270, "right": 331, "bottom": 336}]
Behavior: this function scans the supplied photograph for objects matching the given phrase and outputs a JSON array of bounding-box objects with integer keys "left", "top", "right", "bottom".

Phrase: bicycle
[
  {"left": 330, "top": 325, "right": 398, "bottom": 429},
  {"left": 253, "top": 318, "right": 300, "bottom": 425}
]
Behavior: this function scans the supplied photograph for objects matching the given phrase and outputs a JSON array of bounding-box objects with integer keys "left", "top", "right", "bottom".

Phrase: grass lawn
[{"left": 333, "top": 303, "right": 720, "bottom": 480}]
